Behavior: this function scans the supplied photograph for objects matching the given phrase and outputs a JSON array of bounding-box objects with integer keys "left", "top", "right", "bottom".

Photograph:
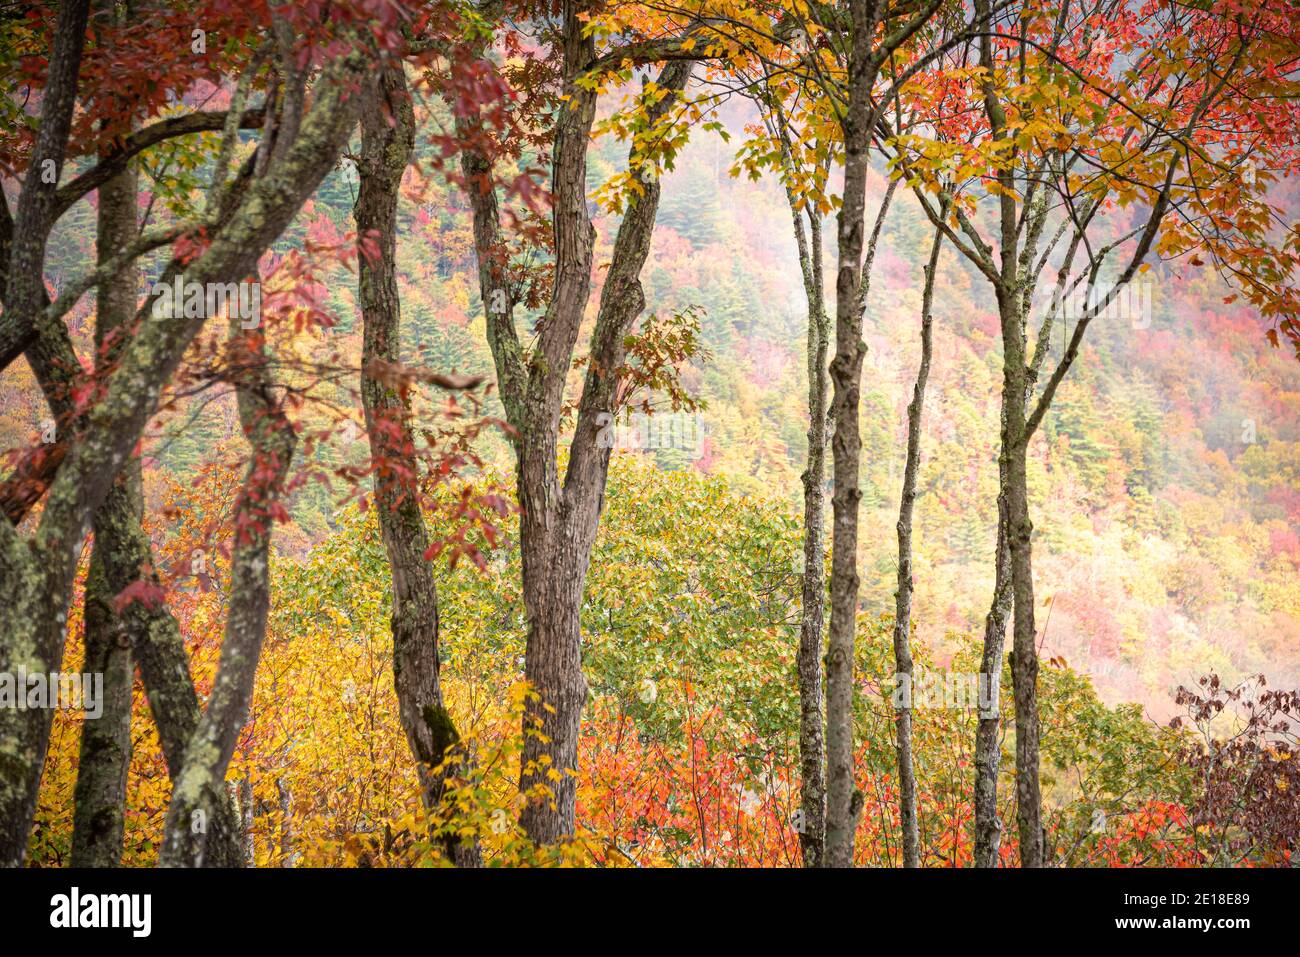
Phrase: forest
[{"left": 0, "top": 0, "right": 1298, "bottom": 877}]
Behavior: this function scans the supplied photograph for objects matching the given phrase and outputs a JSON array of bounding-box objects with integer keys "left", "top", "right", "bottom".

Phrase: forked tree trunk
[
  {"left": 456, "top": 9, "right": 692, "bottom": 843},
  {"left": 515, "top": 60, "right": 694, "bottom": 845}
]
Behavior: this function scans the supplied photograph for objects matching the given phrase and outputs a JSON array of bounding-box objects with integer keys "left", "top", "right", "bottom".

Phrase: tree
[
  {"left": 354, "top": 58, "right": 483, "bottom": 866},
  {"left": 453, "top": 3, "right": 705, "bottom": 843},
  {"left": 891, "top": 206, "right": 947, "bottom": 867},
  {"left": 891, "top": 0, "right": 1300, "bottom": 865},
  {"left": 0, "top": 6, "right": 384, "bottom": 865}
]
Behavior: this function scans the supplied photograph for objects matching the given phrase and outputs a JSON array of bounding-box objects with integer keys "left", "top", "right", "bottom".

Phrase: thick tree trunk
[
  {"left": 892, "top": 221, "right": 944, "bottom": 868},
  {"left": 71, "top": 157, "right": 137, "bottom": 867},
  {"left": 456, "top": 10, "right": 691, "bottom": 844},
  {"left": 356, "top": 64, "right": 480, "bottom": 866}
]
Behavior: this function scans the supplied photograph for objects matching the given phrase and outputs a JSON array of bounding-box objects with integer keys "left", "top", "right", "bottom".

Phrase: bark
[
  {"left": 0, "top": 0, "right": 89, "bottom": 373},
  {"left": 158, "top": 324, "right": 297, "bottom": 867},
  {"left": 794, "top": 204, "right": 828, "bottom": 868},
  {"left": 457, "top": 15, "right": 692, "bottom": 842},
  {"left": 766, "top": 99, "right": 829, "bottom": 866},
  {"left": 356, "top": 63, "right": 480, "bottom": 866},
  {"left": 239, "top": 774, "right": 255, "bottom": 866},
  {"left": 276, "top": 777, "right": 296, "bottom": 867},
  {"left": 0, "top": 0, "right": 90, "bottom": 867},
  {"left": 972, "top": 473, "right": 1012, "bottom": 867},
  {"left": 823, "top": 0, "right": 889, "bottom": 867},
  {"left": 892, "top": 219, "right": 944, "bottom": 868},
  {"left": 1006, "top": 405, "right": 1042, "bottom": 867},
  {"left": 70, "top": 154, "right": 138, "bottom": 867}
]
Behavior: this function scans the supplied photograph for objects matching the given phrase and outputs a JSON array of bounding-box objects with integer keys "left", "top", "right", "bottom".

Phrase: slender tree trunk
[
  {"left": 1007, "top": 422, "right": 1042, "bottom": 866},
  {"left": 356, "top": 64, "right": 481, "bottom": 866},
  {"left": 70, "top": 155, "right": 137, "bottom": 867},
  {"left": 823, "top": 3, "right": 891, "bottom": 866},
  {"left": 158, "top": 323, "right": 297, "bottom": 867},
  {"left": 892, "top": 220, "right": 944, "bottom": 868},
  {"left": 276, "top": 776, "right": 296, "bottom": 867},
  {"left": 796, "top": 207, "right": 828, "bottom": 867},
  {"left": 768, "top": 99, "right": 830, "bottom": 865},
  {"left": 989, "top": 278, "right": 1043, "bottom": 867},
  {"left": 238, "top": 773, "right": 254, "bottom": 865},
  {"left": 823, "top": 123, "right": 870, "bottom": 870},
  {"left": 973, "top": 479, "right": 1011, "bottom": 866}
]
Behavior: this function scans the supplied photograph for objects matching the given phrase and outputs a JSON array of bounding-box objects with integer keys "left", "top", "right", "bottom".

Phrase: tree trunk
[
  {"left": 70, "top": 156, "right": 137, "bottom": 867},
  {"left": 276, "top": 776, "right": 296, "bottom": 867},
  {"left": 823, "top": 3, "right": 890, "bottom": 866},
  {"left": 796, "top": 208, "right": 828, "bottom": 867},
  {"left": 456, "top": 13, "right": 691, "bottom": 844},
  {"left": 158, "top": 323, "right": 297, "bottom": 867},
  {"left": 1007, "top": 426, "right": 1042, "bottom": 866},
  {"left": 972, "top": 481, "right": 1011, "bottom": 867},
  {"left": 767, "top": 99, "right": 829, "bottom": 865},
  {"left": 356, "top": 63, "right": 481, "bottom": 866},
  {"left": 0, "top": 0, "right": 90, "bottom": 868},
  {"left": 892, "top": 220, "right": 944, "bottom": 868},
  {"left": 239, "top": 773, "right": 255, "bottom": 866},
  {"left": 991, "top": 278, "right": 1043, "bottom": 867}
]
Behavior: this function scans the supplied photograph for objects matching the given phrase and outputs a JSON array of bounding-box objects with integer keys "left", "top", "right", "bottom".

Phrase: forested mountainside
[
  {"left": 11, "top": 101, "right": 1294, "bottom": 720},
  {"left": 3, "top": 0, "right": 1298, "bottom": 874}
]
